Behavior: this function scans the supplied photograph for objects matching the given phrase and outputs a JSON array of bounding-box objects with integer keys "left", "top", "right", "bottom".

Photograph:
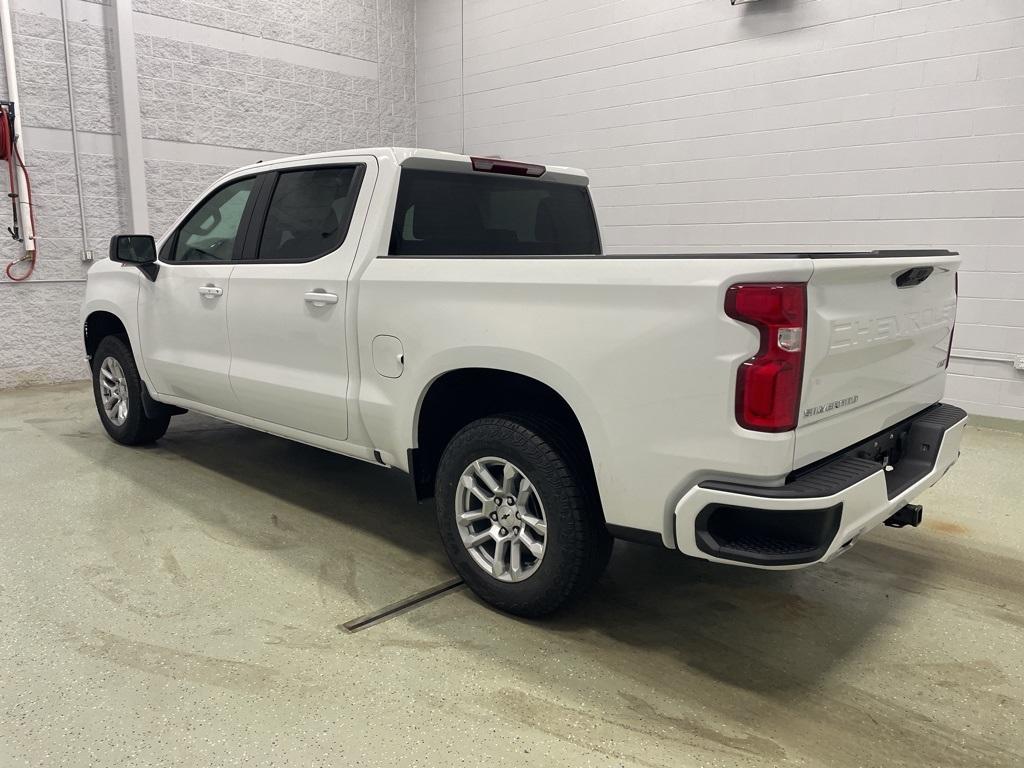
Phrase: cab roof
[{"left": 232, "top": 147, "right": 590, "bottom": 186}]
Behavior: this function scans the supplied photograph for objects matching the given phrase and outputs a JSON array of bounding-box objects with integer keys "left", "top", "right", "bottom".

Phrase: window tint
[
  {"left": 389, "top": 169, "right": 600, "bottom": 256},
  {"left": 171, "top": 177, "right": 255, "bottom": 263},
  {"left": 258, "top": 166, "right": 362, "bottom": 262}
]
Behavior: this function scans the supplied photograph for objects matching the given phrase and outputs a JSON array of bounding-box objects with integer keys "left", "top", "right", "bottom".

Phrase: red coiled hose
[{"left": 0, "top": 104, "right": 36, "bottom": 281}]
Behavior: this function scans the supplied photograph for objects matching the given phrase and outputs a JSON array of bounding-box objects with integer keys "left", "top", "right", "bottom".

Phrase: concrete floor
[{"left": 1, "top": 383, "right": 1022, "bottom": 768}]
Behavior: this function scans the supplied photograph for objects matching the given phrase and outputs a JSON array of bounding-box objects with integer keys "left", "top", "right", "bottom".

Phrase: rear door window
[
  {"left": 389, "top": 169, "right": 600, "bottom": 256},
  {"left": 257, "top": 165, "right": 363, "bottom": 262}
]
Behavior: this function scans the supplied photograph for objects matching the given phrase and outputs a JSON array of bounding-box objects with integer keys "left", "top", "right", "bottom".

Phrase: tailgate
[{"left": 794, "top": 252, "right": 960, "bottom": 467}]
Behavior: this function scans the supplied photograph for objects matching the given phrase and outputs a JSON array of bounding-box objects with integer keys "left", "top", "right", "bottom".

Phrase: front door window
[{"left": 171, "top": 177, "right": 255, "bottom": 263}]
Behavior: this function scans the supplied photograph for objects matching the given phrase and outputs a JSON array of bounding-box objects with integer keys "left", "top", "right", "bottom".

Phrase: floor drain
[{"left": 340, "top": 576, "right": 464, "bottom": 633}]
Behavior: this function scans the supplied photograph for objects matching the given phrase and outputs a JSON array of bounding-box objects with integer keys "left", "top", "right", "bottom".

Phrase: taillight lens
[
  {"left": 945, "top": 272, "right": 957, "bottom": 368},
  {"left": 725, "top": 283, "right": 807, "bottom": 432}
]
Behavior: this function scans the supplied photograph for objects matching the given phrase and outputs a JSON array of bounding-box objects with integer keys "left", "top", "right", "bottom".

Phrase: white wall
[
  {"left": 417, "top": 0, "right": 1024, "bottom": 422},
  {"left": 0, "top": 0, "right": 416, "bottom": 387}
]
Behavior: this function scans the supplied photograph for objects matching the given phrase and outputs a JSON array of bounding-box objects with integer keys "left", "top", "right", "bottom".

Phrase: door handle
[
  {"left": 304, "top": 290, "right": 339, "bottom": 307},
  {"left": 198, "top": 284, "right": 223, "bottom": 299}
]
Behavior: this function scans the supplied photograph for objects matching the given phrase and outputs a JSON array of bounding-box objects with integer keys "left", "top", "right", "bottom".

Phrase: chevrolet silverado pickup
[{"left": 82, "top": 148, "right": 966, "bottom": 616}]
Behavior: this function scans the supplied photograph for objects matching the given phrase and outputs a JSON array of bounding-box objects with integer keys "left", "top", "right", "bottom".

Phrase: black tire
[
  {"left": 91, "top": 335, "right": 170, "bottom": 446},
  {"left": 435, "top": 414, "right": 612, "bottom": 617}
]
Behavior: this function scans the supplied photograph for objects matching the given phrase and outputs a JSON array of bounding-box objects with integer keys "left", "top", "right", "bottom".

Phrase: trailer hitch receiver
[{"left": 885, "top": 503, "right": 923, "bottom": 528}]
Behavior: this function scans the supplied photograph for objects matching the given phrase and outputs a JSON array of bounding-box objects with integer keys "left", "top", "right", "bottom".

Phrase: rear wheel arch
[{"left": 410, "top": 368, "right": 603, "bottom": 516}]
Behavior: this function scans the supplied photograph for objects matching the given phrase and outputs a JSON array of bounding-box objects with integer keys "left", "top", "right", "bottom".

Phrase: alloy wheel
[
  {"left": 455, "top": 457, "right": 548, "bottom": 582},
  {"left": 98, "top": 356, "right": 129, "bottom": 426}
]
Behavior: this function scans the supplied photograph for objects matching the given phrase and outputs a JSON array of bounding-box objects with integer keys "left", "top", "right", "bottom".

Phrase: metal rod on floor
[{"left": 341, "top": 577, "right": 464, "bottom": 633}]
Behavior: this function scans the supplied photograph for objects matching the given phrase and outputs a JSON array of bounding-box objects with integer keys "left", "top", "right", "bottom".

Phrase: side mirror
[{"left": 109, "top": 234, "right": 159, "bottom": 281}]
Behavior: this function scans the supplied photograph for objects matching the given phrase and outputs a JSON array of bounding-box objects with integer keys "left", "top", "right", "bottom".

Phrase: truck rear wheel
[
  {"left": 91, "top": 335, "right": 170, "bottom": 446},
  {"left": 434, "top": 415, "right": 612, "bottom": 617}
]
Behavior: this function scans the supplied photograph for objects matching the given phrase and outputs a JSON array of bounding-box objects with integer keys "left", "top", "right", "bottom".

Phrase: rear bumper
[{"left": 673, "top": 403, "right": 968, "bottom": 568}]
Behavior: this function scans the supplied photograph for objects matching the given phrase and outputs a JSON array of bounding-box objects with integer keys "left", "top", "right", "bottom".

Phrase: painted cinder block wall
[
  {"left": 0, "top": 0, "right": 415, "bottom": 387},
  {"left": 417, "top": 0, "right": 1024, "bottom": 422}
]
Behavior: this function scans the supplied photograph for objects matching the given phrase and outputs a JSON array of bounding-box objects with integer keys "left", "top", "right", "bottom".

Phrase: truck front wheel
[
  {"left": 91, "top": 335, "right": 170, "bottom": 446},
  {"left": 434, "top": 415, "right": 612, "bottom": 617}
]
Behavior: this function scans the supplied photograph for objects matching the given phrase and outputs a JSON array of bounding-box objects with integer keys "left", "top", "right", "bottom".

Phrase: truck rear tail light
[
  {"left": 470, "top": 156, "right": 546, "bottom": 177},
  {"left": 945, "top": 272, "right": 957, "bottom": 368},
  {"left": 725, "top": 283, "right": 807, "bottom": 432}
]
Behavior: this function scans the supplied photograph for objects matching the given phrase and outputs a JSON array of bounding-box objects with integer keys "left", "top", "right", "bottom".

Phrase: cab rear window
[{"left": 388, "top": 169, "right": 600, "bottom": 256}]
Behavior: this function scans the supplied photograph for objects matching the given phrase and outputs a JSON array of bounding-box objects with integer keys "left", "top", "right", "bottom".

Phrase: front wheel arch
[
  {"left": 84, "top": 310, "right": 129, "bottom": 362},
  {"left": 84, "top": 311, "right": 184, "bottom": 420},
  {"left": 91, "top": 335, "right": 171, "bottom": 445}
]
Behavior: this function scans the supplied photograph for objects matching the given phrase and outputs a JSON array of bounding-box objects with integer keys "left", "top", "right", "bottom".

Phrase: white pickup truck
[{"left": 82, "top": 147, "right": 966, "bottom": 616}]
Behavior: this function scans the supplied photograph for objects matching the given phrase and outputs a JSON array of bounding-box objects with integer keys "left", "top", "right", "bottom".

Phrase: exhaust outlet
[{"left": 885, "top": 503, "right": 923, "bottom": 528}]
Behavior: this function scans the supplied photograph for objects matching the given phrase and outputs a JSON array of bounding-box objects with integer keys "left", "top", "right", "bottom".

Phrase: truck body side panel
[{"left": 356, "top": 256, "right": 814, "bottom": 543}]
